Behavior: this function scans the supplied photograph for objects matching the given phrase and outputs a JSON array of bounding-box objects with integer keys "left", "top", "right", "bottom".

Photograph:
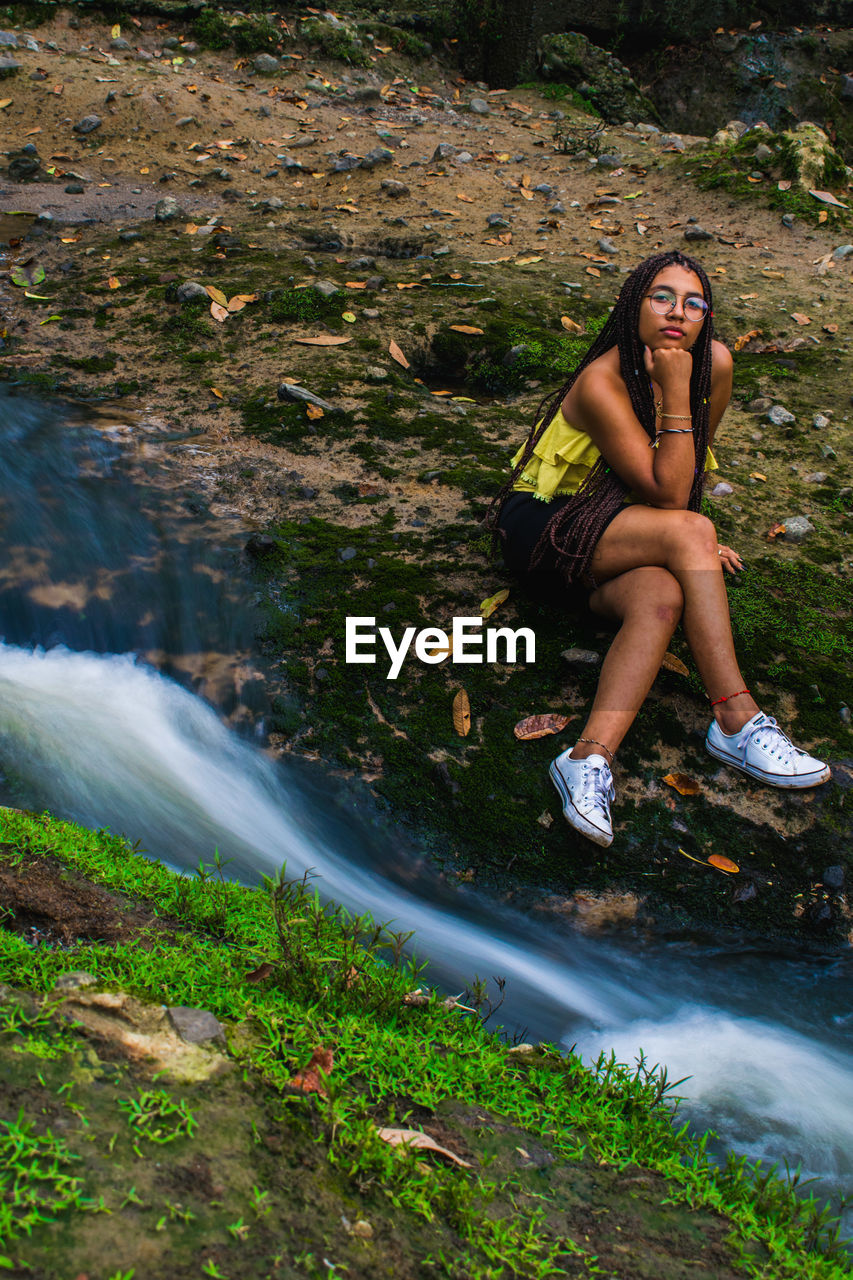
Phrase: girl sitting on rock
[{"left": 490, "top": 250, "right": 830, "bottom": 848}]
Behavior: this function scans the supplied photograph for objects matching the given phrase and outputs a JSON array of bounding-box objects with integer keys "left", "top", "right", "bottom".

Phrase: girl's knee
[
  {"left": 667, "top": 510, "right": 718, "bottom": 559},
  {"left": 628, "top": 567, "right": 683, "bottom": 625}
]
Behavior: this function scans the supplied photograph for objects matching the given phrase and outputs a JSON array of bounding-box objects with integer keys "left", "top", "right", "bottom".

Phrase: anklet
[
  {"left": 709, "top": 688, "right": 750, "bottom": 707},
  {"left": 576, "top": 737, "right": 615, "bottom": 762}
]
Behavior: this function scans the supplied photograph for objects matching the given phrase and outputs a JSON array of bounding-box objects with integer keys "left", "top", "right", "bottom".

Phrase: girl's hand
[
  {"left": 718, "top": 543, "right": 743, "bottom": 575},
  {"left": 643, "top": 344, "right": 693, "bottom": 390}
]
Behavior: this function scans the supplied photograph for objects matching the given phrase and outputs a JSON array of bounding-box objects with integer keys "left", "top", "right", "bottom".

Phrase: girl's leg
[
  {"left": 588, "top": 506, "right": 759, "bottom": 734},
  {"left": 569, "top": 567, "right": 683, "bottom": 761}
]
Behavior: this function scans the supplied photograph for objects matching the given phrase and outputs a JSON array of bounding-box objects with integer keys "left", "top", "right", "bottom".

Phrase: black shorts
[{"left": 496, "top": 491, "right": 626, "bottom": 609}]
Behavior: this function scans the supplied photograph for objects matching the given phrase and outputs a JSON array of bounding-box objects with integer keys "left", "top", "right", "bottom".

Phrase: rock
[
  {"left": 747, "top": 397, "right": 773, "bottom": 413},
  {"left": 163, "top": 36, "right": 179, "bottom": 50},
  {"left": 454, "top": 151, "right": 473, "bottom": 164},
  {"left": 365, "top": 366, "right": 389, "bottom": 381},
  {"left": 782, "top": 515, "right": 814, "bottom": 543},
  {"left": 635, "top": 122, "right": 659, "bottom": 134},
  {"left": 538, "top": 31, "right": 657, "bottom": 125},
  {"left": 331, "top": 154, "right": 361, "bottom": 172},
  {"left": 831, "top": 244, "right": 853, "bottom": 261},
  {"left": 839, "top": 707, "right": 851, "bottom": 727},
  {"left": 339, "top": 547, "right": 357, "bottom": 562},
  {"left": 732, "top": 881, "right": 757, "bottom": 904},
  {"left": 0, "top": 56, "right": 21, "bottom": 78},
  {"left": 361, "top": 147, "right": 393, "bottom": 169},
  {"left": 822, "top": 865, "right": 845, "bottom": 891},
  {"left": 155, "top": 197, "right": 183, "bottom": 222},
  {"left": 469, "top": 97, "right": 490, "bottom": 114},
  {"left": 53, "top": 970, "right": 98, "bottom": 992},
  {"left": 487, "top": 213, "right": 510, "bottom": 227},
  {"left": 310, "top": 279, "right": 340, "bottom": 298},
  {"left": 64, "top": 182, "right": 85, "bottom": 194},
  {"left": 245, "top": 533, "right": 276, "bottom": 557},
  {"left": 710, "top": 481, "right": 734, "bottom": 497},
  {"left": 262, "top": 195, "right": 284, "bottom": 210},
  {"left": 782, "top": 122, "right": 844, "bottom": 192},
  {"left": 181, "top": 42, "right": 199, "bottom": 55},
  {"left": 73, "top": 114, "right": 102, "bottom": 135},
  {"left": 767, "top": 405, "right": 795, "bottom": 425},
  {"left": 503, "top": 343, "right": 532, "bottom": 367},
  {"left": 380, "top": 178, "right": 409, "bottom": 198},
  {"left": 659, "top": 133, "right": 685, "bottom": 151},
  {"left": 533, "top": 183, "right": 554, "bottom": 195},
  {"left": 278, "top": 156, "right": 305, "bottom": 171},
  {"left": 684, "top": 225, "right": 713, "bottom": 241},
  {"left": 253, "top": 53, "right": 279, "bottom": 74},
  {"left": 820, "top": 444, "right": 836, "bottom": 460},
  {"left": 167, "top": 1006, "right": 226, "bottom": 1046},
  {"left": 277, "top": 383, "right": 338, "bottom": 413},
  {"left": 8, "top": 152, "right": 40, "bottom": 181},
  {"left": 176, "top": 115, "right": 195, "bottom": 127},
  {"left": 0, "top": 30, "right": 18, "bottom": 46},
  {"left": 549, "top": 201, "right": 565, "bottom": 214},
  {"left": 119, "top": 230, "right": 140, "bottom": 243},
  {"left": 781, "top": 213, "right": 795, "bottom": 229},
  {"left": 561, "top": 647, "right": 601, "bottom": 667},
  {"left": 176, "top": 280, "right": 208, "bottom": 303},
  {"left": 432, "top": 142, "right": 458, "bottom": 161},
  {"left": 110, "top": 37, "right": 131, "bottom": 51},
  {"left": 753, "top": 142, "right": 774, "bottom": 163},
  {"left": 804, "top": 472, "right": 828, "bottom": 484},
  {"left": 597, "top": 236, "right": 618, "bottom": 254},
  {"left": 596, "top": 152, "right": 623, "bottom": 168}
]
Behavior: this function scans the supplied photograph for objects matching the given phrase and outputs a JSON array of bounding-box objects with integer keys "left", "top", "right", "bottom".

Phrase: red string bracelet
[{"left": 709, "top": 688, "right": 750, "bottom": 707}]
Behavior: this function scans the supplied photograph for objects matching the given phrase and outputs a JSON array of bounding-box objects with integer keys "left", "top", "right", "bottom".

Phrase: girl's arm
[{"left": 707, "top": 339, "right": 734, "bottom": 449}]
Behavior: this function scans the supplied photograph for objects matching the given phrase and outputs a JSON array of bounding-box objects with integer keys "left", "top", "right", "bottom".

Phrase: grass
[{"left": 0, "top": 807, "right": 850, "bottom": 1277}]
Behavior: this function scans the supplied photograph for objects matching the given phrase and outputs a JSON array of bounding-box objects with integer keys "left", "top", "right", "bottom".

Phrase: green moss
[{"left": 60, "top": 354, "right": 116, "bottom": 375}]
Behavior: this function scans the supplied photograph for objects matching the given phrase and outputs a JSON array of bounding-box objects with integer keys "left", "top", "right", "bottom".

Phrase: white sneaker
[
  {"left": 549, "top": 750, "right": 615, "bottom": 847},
  {"left": 706, "top": 712, "right": 830, "bottom": 788}
]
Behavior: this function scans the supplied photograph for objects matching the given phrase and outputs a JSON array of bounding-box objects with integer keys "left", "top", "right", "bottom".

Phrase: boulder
[
  {"left": 537, "top": 32, "right": 657, "bottom": 125},
  {"left": 73, "top": 114, "right": 103, "bottom": 135}
]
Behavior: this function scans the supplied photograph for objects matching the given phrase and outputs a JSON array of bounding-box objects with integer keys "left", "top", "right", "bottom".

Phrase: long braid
[{"left": 487, "top": 251, "right": 715, "bottom": 586}]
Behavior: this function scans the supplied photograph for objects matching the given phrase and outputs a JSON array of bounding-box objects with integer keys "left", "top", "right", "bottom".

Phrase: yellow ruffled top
[{"left": 511, "top": 407, "right": 718, "bottom": 502}]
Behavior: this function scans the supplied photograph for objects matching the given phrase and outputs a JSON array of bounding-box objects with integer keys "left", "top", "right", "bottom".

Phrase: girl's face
[{"left": 637, "top": 264, "right": 708, "bottom": 353}]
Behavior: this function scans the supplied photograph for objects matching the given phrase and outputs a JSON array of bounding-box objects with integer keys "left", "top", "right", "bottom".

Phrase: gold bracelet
[{"left": 659, "top": 412, "right": 692, "bottom": 420}]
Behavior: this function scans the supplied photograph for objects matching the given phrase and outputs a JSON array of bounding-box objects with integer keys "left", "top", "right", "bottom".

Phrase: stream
[{"left": 0, "top": 386, "right": 851, "bottom": 1226}]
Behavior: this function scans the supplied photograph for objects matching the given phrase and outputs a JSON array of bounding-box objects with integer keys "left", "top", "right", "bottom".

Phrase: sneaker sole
[
  {"left": 705, "top": 738, "right": 831, "bottom": 789},
  {"left": 549, "top": 761, "right": 613, "bottom": 847}
]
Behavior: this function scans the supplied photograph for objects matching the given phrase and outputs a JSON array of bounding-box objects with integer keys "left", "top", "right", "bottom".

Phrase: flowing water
[{"left": 0, "top": 387, "right": 851, "bottom": 1222}]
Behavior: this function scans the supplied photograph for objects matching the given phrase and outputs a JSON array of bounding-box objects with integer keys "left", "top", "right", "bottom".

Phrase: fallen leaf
[
  {"left": 790, "top": 312, "right": 811, "bottom": 325},
  {"left": 345, "top": 280, "right": 367, "bottom": 289},
  {"left": 107, "top": 276, "right": 120, "bottom": 290},
  {"left": 777, "top": 179, "right": 792, "bottom": 191},
  {"left": 396, "top": 282, "right": 420, "bottom": 290},
  {"left": 514, "top": 255, "right": 542, "bottom": 265},
  {"left": 376, "top": 1127, "right": 471, "bottom": 1168},
  {"left": 205, "top": 284, "right": 228, "bottom": 307},
  {"left": 480, "top": 587, "right": 509, "bottom": 619},
  {"left": 39, "top": 315, "right": 61, "bottom": 324},
  {"left": 341, "top": 311, "right": 356, "bottom": 323},
  {"left": 560, "top": 316, "right": 582, "bottom": 333},
  {"left": 514, "top": 713, "right": 571, "bottom": 741},
  {"left": 823, "top": 323, "right": 838, "bottom": 334},
  {"left": 388, "top": 338, "right": 410, "bottom": 368},
  {"left": 24, "top": 127, "right": 41, "bottom": 136},
  {"left": 293, "top": 335, "right": 352, "bottom": 346},
  {"left": 663, "top": 773, "right": 700, "bottom": 796},
  {"left": 111, "top": 22, "right": 121, "bottom": 37},
  {"left": 818, "top": 210, "right": 828, "bottom": 224},
  {"left": 761, "top": 269, "right": 785, "bottom": 279},
  {"left": 708, "top": 854, "right": 739, "bottom": 874},
  {"left": 750, "top": 472, "right": 767, "bottom": 482},
  {"left": 449, "top": 324, "right": 484, "bottom": 335},
  {"left": 734, "top": 328, "right": 762, "bottom": 351},
  {"left": 11, "top": 263, "right": 46, "bottom": 288},
  {"left": 226, "top": 296, "right": 247, "bottom": 313},
  {"left": 288, "top": 1047, "right": 333, "bottom": 1096},
  {"left": 519, "top": 187, "right": 533, "bottom": 200},
  {"left": 456, "top": 192, "right": 474, "bottom": 203},
  {"left": 306, "top": 403, "right": 324, "bottom": 420},
  {"left": 184, "top": 223, "right": 199, "bottom": 236},
  {"left": 52, "top": 84, "right": 64, "bottom": 95},
  {"left": 245, "top": 961, "right": 275, "bottom": 983},
  {"left": 660, "top": 652, "right": 689, "bottom": 676},
  {"left": 210, "top": 301, "right": 229, "bottom": 322},
  {"left": 766, "top": 522, "right": 786, "bottom": 540},
  {"left": 0, "top": 98, "right": 12, "bottom": 111},
  {"left": 809, "top": 189, "right": 849, "bottom": 208},
  {"left": 585, "top": 266, "right": 601, "bottom": 277},
  {"left": 452, "top": 688, "right": 471, "bottom": 737}
]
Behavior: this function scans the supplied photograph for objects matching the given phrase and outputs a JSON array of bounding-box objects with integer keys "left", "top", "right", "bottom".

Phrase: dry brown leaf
[
  {"left": 823, "top": 323, "right": 839, "bottom": 334},
  {"left": 388, "top": 338, "right": 410, "bottom": 368},
  {"left": 452, "top": 688, "right": 471, "bottom": 737},
  {"left": 777, "top": 179, "right": 792, "bottom": 191},
  {"left": 809, "top": 189, "right": 849, "bottom": 208},
  {"left": 456, "top": 192, "right": 474, "bottom": 203},
  {"left": 396, "top": 282, "right": 420, "bottom": 290},
  {"left": 245, "top": 961, "right": 275, "bottom": 983},
  {"left": 560, "top": 316, "right": 583, "bottom": 334},
  {"left": 107, "top": 276, "right": 120, "bottom": 290},
  {"left": 480, "top": 587, "right": 510, "bottom": 619},
  {"left": 519, "top": 187, "right": 533, "bottom": 200},
  {"left": 734, "top": 328, "right": 762, "bottom": 351},
  {"left": 376, "top": 1127, "right": 471, "bottom": 1168},
  {"left": 660, "top": 652, "right": 689, "bottom": 676},
  {"left": 211, "top": 388, "right": 223, "bottom": 399},
  {"left": 292, "top": 335, "right": 352, "bottom": 346},
  {"left": 184, "top": 223, "right": 199, "bottom": 236},
  {"left": 818, "top": 210, "right": 828, "bottom": 224},
  {"left": 306, "top": 403, "right": 324, "bottom": 420},
  {"left": 288, "top": 1047, "right": 333, "bottom": 1096},
  {"left": 227, "top": 297, "right": 247, "bottom": 313},
  {"left": 345, "top": 280, "right": 367, "bottom": 289},
  {"left": 766, "top": 522, "right": 786, "bottom": 540},
  {"left": 514, "top": 255, "right": 542, "bottom": 266},
  {"left": 663, "top": 773, "right": 701, "bottom": 796},
  {"left": 585, "top": 266, "right": 601, "bottom": 277},
  {"left": 449, "top": 324, "right": 484, "bottom": 335},
  {"left": 750, "top": 472, "right": 767, "bottom": 482},
  {"left": 791, "top": 312, "right": 811, "bottom": 325},
  {"left": 513, "top": 713, "right": 570, "bottom": 741},
  {"left": 708, "top": 854, "right": 740, "bottom": 874},
  {"left": 205, "top": 285, "right": 228, "bottom": 307},
  {"left": 210, "top": 301, "right": 229, "bottom": 322}
]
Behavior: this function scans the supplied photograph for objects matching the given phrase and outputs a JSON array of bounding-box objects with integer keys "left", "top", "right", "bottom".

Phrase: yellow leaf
[
  {"left": 341, "top": 311, "right": 356, "bottom": 323},
  {"left": 306, "top": 403, "right": 324, "bottom": 420},
  {"left": 560, "top": 316, "right": 582, "bottom": 333},
  {"left": 345, "top": 280, "right": 367, "bottom": 289},
  {"left": 663, "top": 773, "right": 700, "bottom": 796},
  {"left": 211, "top": 388, "right": 223, "bottom": 398},
  {"left": 514, "top": 713, "right": 571, "bottom": 741},
  {"left": 452, "top": 689, "right": 471, "bottom": 737},
  {"left": 205, "top": 285, "right": 228, "bottom": 306},
  {"left": 292, "top": 335, "right": 352, "bottom": 346},
  {"left": 107, "top": 276, "right": 120, "bottom": 290},
  {"left": 210, "top": 301, "right": 229, "bottom": 322},
  {"left": 184, "top": 223, "right": 199, "bottom": 235},
  {"left": 111, "top": 23, "right": 120, "bottom": 38},
  {"left": 388, "top": 338, "right": 410, "bottom": 368},
  {"left": 480, "top": 588, "right": 509, "bottom": 619},
  {"left": 750, "top": 472, "right": 767, "bottom": 482},
  {"left": 514, "top": 256, "right": 542, "bottom": 266},
  {"left": 0, "top": 99, "right": 12, "bottom": 111},
  {"left": 456, "top": 192, "right": 474, "bottom": 203},
  {"left": 519, "top": 187, "right": 533, "bottom": 200},
  {"left": 139, "top": 167, "right": 149, "bottom": 175},
  {"left": 660, "top": 651, "right": 689, "bottom": 676},
  {"left": 708, "top": 854, "right": 739, "bottom": 874},
  {"left": 818, "top": 210, "right": 828, "bottom": 224},
  {"left": 449, "top": 324, "right": 484, "bottom": 335},
  {"left": 585, "top": 266, "right": 601, "bottom": 277}
]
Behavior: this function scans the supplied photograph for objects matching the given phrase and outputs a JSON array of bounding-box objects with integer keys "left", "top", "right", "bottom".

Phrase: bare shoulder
[
  {"left": 711, "top": 338, "right": 733, "bottom": 377},
  {"left": 563, "top": 347, "right": 623, "bottom": 418}
]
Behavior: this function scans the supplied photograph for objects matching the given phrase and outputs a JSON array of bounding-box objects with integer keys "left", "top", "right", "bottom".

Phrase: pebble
[
  {"left": 831, "top": 244, "right": 853, "bottom": 261},
  {"left": 561, "top": 647, "right": 601, "bottom": 667},
  {"left": 754, "top": 142, "right": 774, "bottom": 163},
  {"left": 549, "top": 201, "right": 565, "bottom": 214},
  {"left": 339, "top": 547, "right": 357, "bottom": 562},
  {"left": 659, "top": 133, "right": 685, "bottom": 151},
  {"left": 0, "top": 30, "right": 18, "bottom": 46},
  {"left": 635, "top": 122, "right": 660, "bottom": 134},
  {"left": 361, "top": 147, "right": 393, "bottom": 168},
  {"left": 454, "top": 151, "right": 473, "bottom": 163},
  {"left": 110, "top": 37, "right": 131, "bottom": 51},
  {"left": 0, "top": 56, "right": 21, "bottom": 77},
  {"left": 710, "top": 481, "right": 734, "bottom": 497},
  {"left": 64, "top": 182, "right": 85, "bottom": 194},
  {"left": 782, "top": 515, "right": 814, "bottom": 543},
  {"left": 781, "top": 213, "right": 795, "bottom": 229},
  {"left": 597, "top": 236, "right": 618, "bottom": 255},
  {"left": 365, "top": 366, "right": 388, "bottom": 381},
  {"left": 262, "top": 196, "right": 284, "bottom": 210},
  {"left": 310, "top": 279, "right": 340, "bottom": 298},
  {"left": 766, "top": 405, "right": 795, "bottom": 425},
  {"left": 533, "top": 183, "right": 554, "bottom": 195},
  {"left": 746, "top": 397, "right": 773, "bottom": 413},
  {"left": 822, "top": 864, "right": 845, "bottom": 889},
  {"left": 253, "top": 53, "right": 279, "bottom": 73},
  {"left": 362, "top": 307, "right": 380, "bottom": 318},
  {"left": 277, "top": 383, "right": 338, "bottom": 413},
  {"left": 176, "top": 115, "right": 195, "bottom": 127},
  {"left": 804, "top": 472, "right": 828, "bottom": 484},
  {"left": 53, "top": 970, "right": 98, "bottom": 992},
  {"left": 176, "top": 280, "right": 208, "bottom": 303},
  {"left": 684, "top": 225, "right": 713, "bottom": 241},
  {"left": 596, "top": 152, "right": 623, "bottom": 168},
  {"left": 167, "top": 1006, "right": 225, "bottom": 1046},
  {"left": 73, "top": 114, "right": 102, "bottom": 135},
  {"left": 809, "top": 413, "right": 830, "bottom": 430},
  {"left": 820, "top": 444, "right": 837, "bottom": 460},
  {"left": 332, "top": 154, "right": 361, "bottom": 172},
  {"left": 487, "top": 213, "right": 510, "bottom": 228},
  {"left": 432, "top": 142, "right": 458, "bottom": 161},
  {"left": 381, "top": 178, "right": 409, "bottom": 198},
  {"left": 469, "top": 97, "right": 490, "bottom": 114}
]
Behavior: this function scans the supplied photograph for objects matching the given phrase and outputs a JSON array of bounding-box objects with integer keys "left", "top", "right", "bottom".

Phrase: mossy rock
[
  {"left": 780, "top": 121, "right": 850, "bottom": 191},
  {"left": 537, "top": 32, "right": 658, "bottom": 126},
  {"left": 299, "top": 16, "right": 371, "bottom": 68}
]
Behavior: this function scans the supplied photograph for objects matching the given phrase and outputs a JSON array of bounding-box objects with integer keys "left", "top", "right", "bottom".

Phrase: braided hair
[{"left": 487, "top": 250, "right": 715, "bottom": 586}]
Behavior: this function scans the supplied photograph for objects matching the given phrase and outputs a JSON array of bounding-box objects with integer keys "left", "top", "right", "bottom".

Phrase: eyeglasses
[{"left": 646, "top": 288, "right": 709, "bottom": 321}]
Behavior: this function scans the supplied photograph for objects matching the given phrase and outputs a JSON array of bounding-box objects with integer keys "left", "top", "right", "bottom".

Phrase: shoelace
[
  {"left": 582, "top": 761, "right": 615, "bottom": 814},
  {"left": 739, "top": 716, "right": 803, "bottom": 767}
]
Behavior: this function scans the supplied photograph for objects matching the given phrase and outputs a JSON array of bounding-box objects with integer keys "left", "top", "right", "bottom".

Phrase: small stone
[
  {"left": 110, "top": 37, "right": 131, "bottom": 51},
  {"left": 454, "top": 151, "right": 473, "bottom": 163},
  {"left": 332, "top": 154, "right": 361, "bottom": 172},
  {"left": 73, "top": 114, "right": 102, "bottom": 135},
  {"left": 754, "top": 142, "right": 774, "bottom": 163},
  {"left": 782, "top": 515, "right": 814, "bottom": 543},
  {"left": 181, "top": 41, "right": 199, "bottom": 55},
  {"left": 0, "top": 56, "right": 21, "bottom": 78},
  {"left": 820, "top": 444, "right": 837, "bottom": 460},
  {"left": 8, "top": 153, "right": 40, "bottom": 180},
  {"left": 596, "top": 152, "right": 623, "bottom": 168},
  {"left": 64, "top": 182, "right": 85, "bottom": 194},
  {"left": 352, "top": 1220, "right": 373, "bottom": 1240},
  {"left": 561, "top": 647, "right": 601, "bottom": 667},
  {"left": 781, "top": 213, "right": 795, "bottom": 228},
  {"left": 732, "top": 881, "right": 757, "bottom": 904},
  {"left": 658, "top": 133, "right": 685, "bottom": 151},
  {"left": 469, "top": 97, "right": 490, "bottom": 114},
  {"left": 262, "top": 195, "right": 284, "bottom": 210},
  {"left": 119, "top": 230, "right": 140, "bottom": 243},
  {"left": 486, "top": 213, "right": 510, "bottom": 228},
  {"left": 176, "top": 115, "right": 195, "bottom": 127},
  {"left": 277, "top": 383, "right": 338, "bottom": 413},
  {"left": 549, "top": 201, "right": 565, "bottom": 214},
  {"left": 533, "top": 183, "right": 554, "bottom": 195},
  {"left": 154, "top": 196, "right": 183, "bottom": 222},
  {"left": 684, "top": 225, "right": 713, "bottom": 241},
  {"left": 804, "top": 472, "right": 828, "bottom": 484},
  {"left": 381, "top": 178, "right": 409, "bottom": 198},
  {"left": 365, "top": 277, "right": 385, "bottom": 292},
  {"left": 710, "top": 481, "right": 734, "bottom": 497},
  {"left": 365, "top": 366, "right": 388, "bottom": 381},
  {"left": 53, "top": 971, "right": 99, "bottom": 992},
  {"left": 811, "top": 414, "right": 829, "bottom": 430},
  {"left": 838, "top": 707, "right": 851, "bottom": 727},
  {"left": 635, "top": 122, "right": 659, "bottom": 134},
  {"left": 432, "top": 142, "right": 458, "bottom": 161},
  {"left": 767, "top": 405, "right": 795, "bottom": 425},
  {"left": 0, "top": 30, "right": 18, "bottom": 47},
  {"left": 253, "top": 53, "right": 279, "bottom": 74},
  {"left": 361, "top": 147, "right": 393, "bottom": 169},
  {"left": 822, "top": 864, "right": 845, "bottom": 890},
  {"left": 362, "top": 307, "right": 380, "bottom": 318},
  {"left": 163, "top": 36, "right": 179, "bottom": 50},
  {"left": 167, "top": 1006, "right": 225, "bottom": 1046},
  {"left": 310, "top": 279, "right": 340, "bottom": 298},
  {"left": 339, "top": 546, "right": 357, "bottom": 562},
  {"left": 597, "top": 236, "right": 618, "bottom": 255},
  {"left": 747, "top": 397, "right": 772, "bottom": 413},
  {"left": 176, "top": 280, "right": 208, "bottom": 303},
  {"left": 831, "top": 244, "right": 853, "bottom": 261}
]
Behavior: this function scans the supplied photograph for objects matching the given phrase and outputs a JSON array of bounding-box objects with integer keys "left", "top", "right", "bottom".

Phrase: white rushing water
[{"left": 0, "top": 641, "right": 851, "bottom": 1213}]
